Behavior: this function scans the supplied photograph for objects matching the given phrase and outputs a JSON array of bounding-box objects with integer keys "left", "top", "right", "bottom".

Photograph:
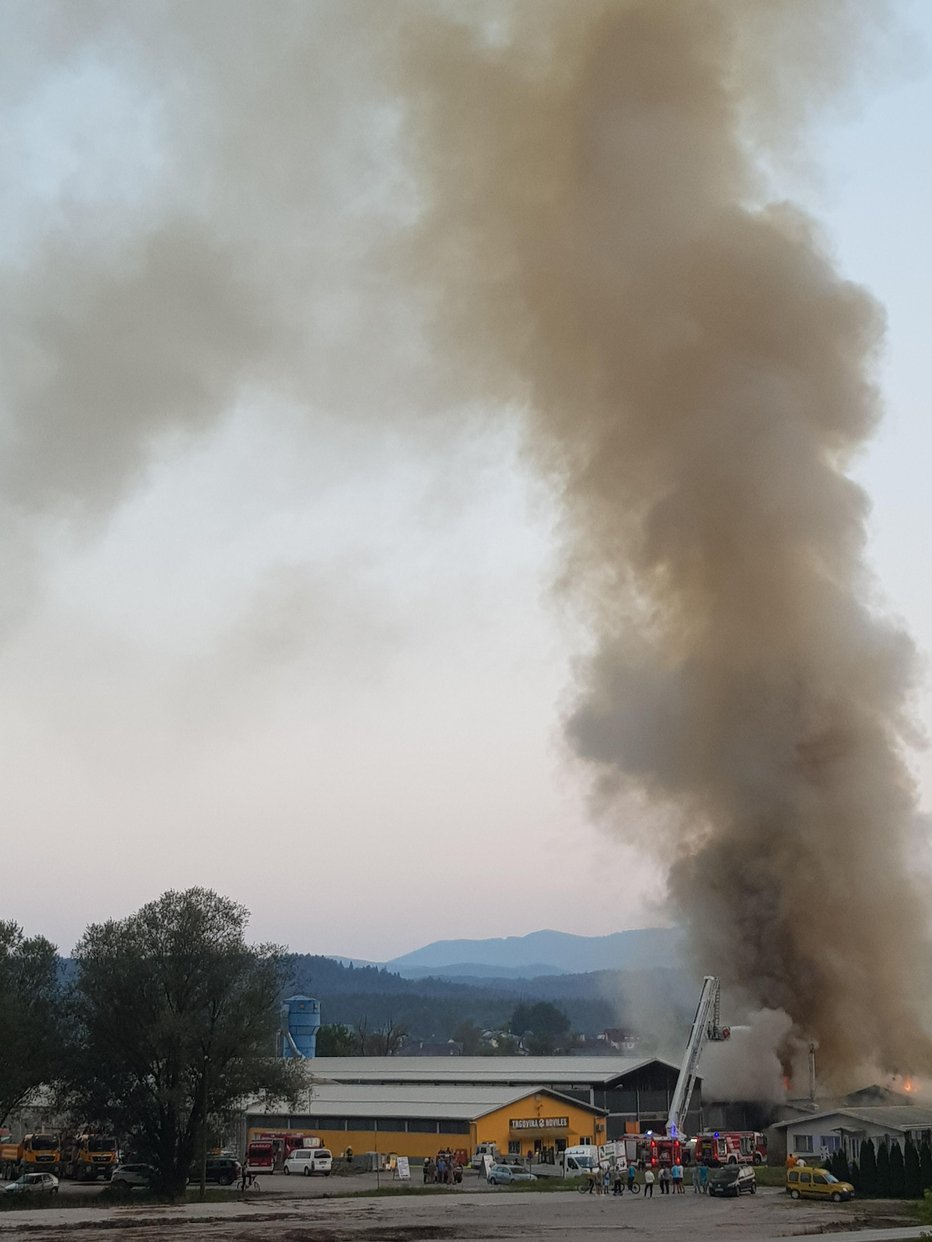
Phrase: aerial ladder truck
[{"left": 666, "top": 975, "right": 730, "bottom": 1141}]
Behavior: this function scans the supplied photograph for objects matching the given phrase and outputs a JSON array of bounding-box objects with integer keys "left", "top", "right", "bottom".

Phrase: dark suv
[
  {"left": 708, "top": 1164, "right": 756, "bottom": 1197},
  {"left": 188, "top": 1157, "right": 242, "bottom": 1185}
]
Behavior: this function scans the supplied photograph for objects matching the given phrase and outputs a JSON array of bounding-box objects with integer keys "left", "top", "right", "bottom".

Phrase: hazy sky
[{"left": 2, "top": 0, "right": 930, "bottom": 962}]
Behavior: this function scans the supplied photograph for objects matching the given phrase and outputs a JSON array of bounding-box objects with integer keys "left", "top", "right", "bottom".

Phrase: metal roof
[
  {"left": 245, "top": 1083, "right": 606, "bottom": 1122},
  {"left": 772, "top": 1105, "right": 932, "bottom": 1132},
  {"left": 303, "top": 1055, "right": 674, "bottom": 1086}
]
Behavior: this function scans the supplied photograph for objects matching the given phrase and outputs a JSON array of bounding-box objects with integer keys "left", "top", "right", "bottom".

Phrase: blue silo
[{"left": 280, "top": 995, "right": 321, "bottom": 1059}]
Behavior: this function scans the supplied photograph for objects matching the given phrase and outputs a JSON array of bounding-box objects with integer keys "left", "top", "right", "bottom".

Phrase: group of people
[
  {"left": 584, "top": 1160, "right": 640, "bottom": 1195},
  {"left": 422, "top": 1149, "right": 463, "bottom": 1185},
  {"left": 648, "top": 1161, "right": 686, "bottom": 1194},
  {"left": 586, "top": 1159, "right": 715, "bottom": 1198}
]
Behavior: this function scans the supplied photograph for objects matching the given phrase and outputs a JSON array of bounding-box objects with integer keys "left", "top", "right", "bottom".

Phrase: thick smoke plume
[
  {"left": 4, "top": 1, "right": 929, "bottom": 1078},
  {"left": 395, "top": 0, "right": 932, "bottom": 1080}
]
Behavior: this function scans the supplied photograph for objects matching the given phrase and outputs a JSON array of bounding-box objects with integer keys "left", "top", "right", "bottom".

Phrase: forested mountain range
[{"left": 284, "top": 953, "right": 695, "bottom": 1045}]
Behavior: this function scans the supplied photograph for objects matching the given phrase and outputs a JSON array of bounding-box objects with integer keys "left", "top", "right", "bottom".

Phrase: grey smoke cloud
[
  {"left": 3, "top": 0, "right": 928, "bottom": 1078},
  {"left": 394, "top": 0, "right": 931, "bottom": 1079}
]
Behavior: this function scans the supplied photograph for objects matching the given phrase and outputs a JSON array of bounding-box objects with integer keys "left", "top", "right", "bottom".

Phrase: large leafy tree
[
  {"left": 0, "top": 922, "right": 62, "bottom": 1125},
  {"left": 65, "top": 888, "right": 303, "bottom": 1199},
  {"left": 510, "top": 1001, "right": 571, "bottom": 1054}
]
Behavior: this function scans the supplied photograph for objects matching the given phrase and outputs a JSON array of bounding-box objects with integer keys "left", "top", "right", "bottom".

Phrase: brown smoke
[
  {"left": 394, "top": 0, "right": 932, "bottom": 1079},
  {"left": 4, "top": 2, "right": 929, "bottom": 1078}
]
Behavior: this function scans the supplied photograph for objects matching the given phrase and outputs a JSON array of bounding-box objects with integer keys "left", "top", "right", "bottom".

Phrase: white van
[
  {"left": 470, "top": 1143, "right": 498, "bottom": 1170},
  {"left": 561, "top": 1146, "right": 598, "bottom": 1177},
  {"left": 284, "top": 1147, "right": 333, "bottom": 1176}
]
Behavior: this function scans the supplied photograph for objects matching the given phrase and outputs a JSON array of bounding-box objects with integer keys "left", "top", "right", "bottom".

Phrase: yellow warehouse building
[{"left": 244, "top": 1083, "right": 607, "bottom": 1163}]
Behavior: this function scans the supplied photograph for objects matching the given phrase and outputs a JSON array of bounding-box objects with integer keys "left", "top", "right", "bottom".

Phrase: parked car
[
  {"left": 786, "top": 1167, "right": 855, "bottom": 1202},
  {"left": 487, "top": 1163, "right": 537, "bottom": 1186},
  {"left": 110, "top": 1163, "right": 155, "bottom": 1188},
  {"left": 284, "top": 1147, "right": 333, "bottom": 1176},
  {"left": 708, "top": 1164, "right": 756, "bottom": 1197},
  {"left": 188, "top": 1157, "right": 242, "bottom": 1185},
  {"left": 4, "top": 1172, "right": 59, "bottom": 1196}
]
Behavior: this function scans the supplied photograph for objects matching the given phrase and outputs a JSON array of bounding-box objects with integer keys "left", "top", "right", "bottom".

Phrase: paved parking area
[{"left": 0, "top": 1184, "right": 921, "bottom": 1241}]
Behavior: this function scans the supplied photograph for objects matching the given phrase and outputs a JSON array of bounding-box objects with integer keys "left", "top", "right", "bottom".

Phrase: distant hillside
[
  {"left": 397, "top": 961, "right": 568, "bottom": 980},
  {"left": 385, "top": 927, "right": 684, "bottom": 977},
  {"left": 283, "top": 954, "right": 695, "bottom": 1048}
]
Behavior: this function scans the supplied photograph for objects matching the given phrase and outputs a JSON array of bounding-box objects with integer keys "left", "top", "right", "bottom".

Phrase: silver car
[
  {"left": 487, "top": 1163, "right": 537, "bottom": 1186},
  {"left": 4, "top": 1172, "right": 59, "bottom": 1195},
  {"left": 110, "top": 1163, "right": 155, "bottom": 1187}
]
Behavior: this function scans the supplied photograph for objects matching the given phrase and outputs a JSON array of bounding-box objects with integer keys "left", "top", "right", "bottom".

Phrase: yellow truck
[
  {"left": 62, "top": 1133, "right": 118, "bottom": 1181},
  {"left": 16, "top": 1133, "right": 62, "bottom": 1175}
]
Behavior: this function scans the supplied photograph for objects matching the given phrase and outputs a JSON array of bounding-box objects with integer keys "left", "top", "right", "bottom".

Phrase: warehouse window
[
  {"left": 438, "top": 1121, "right": 470, "bottom": 1135},
  {"left": 375, "top": 1119, "right": 408, "bottom": 1132},
  {"left": 793, "top": 1135, "right": 814, "bottom": 1153},
  {"left": 342, "top": 1117, "right": 376, "bottom": 1131},
  {"left": 407, "top": 1120, "right": 439, "bottom": 1134}
]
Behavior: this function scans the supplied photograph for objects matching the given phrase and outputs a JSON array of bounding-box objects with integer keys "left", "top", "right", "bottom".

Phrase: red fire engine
[
  {"left": 245, "top": 1131, "right": 320, "bottom": 1174},
  {"left": 694, "top": 1131, "right": 766, "bottom": 1166}
]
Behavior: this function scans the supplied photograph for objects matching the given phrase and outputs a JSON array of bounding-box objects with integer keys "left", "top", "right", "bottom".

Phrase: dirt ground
[{"left": 0, "top": 1186, "right": 922, "bottom": 1242}]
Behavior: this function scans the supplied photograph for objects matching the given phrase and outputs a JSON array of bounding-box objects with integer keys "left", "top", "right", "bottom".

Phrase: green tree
[
  {"left": 859, "top": 1139, "right": 877, "bottom": 1196},
  {"left": 509, "top": 1002, "right": 571, "bottom": 1052},
  {"left": 849, "top": 1159, "right": 860, "bottom": 1192},
  {"left": 452, "top": 1020, "right": 483, "bottom": 1055},
  {"left": 890, "top": 1141, "right": 906, "bottom": 1198},
  {"left": 876, "top": 1141, "right": 892, "bottom": 1197},
  {"left": 0, "top": 922, "right": 62, "bottom": 1126},
  {"left": 316, "top": 1024, "right": 356, "bottom": 1056},
  {"left": 904, "top": 1137, "right": 922, "bottom": 1199},
  {"left": 919, "top": 1139, "right": 932, "bottom": 1192},
  {"left": 65, "top": 888, "right": 303, "bottom": 1201},
  {"left": 829, "top": 1148, "right": 849, "bottom": 1181}
]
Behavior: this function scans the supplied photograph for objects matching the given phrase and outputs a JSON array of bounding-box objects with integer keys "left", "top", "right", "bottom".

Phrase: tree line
[{"left": 827, "top": 1137, "right": 932, "bottom": 1198}]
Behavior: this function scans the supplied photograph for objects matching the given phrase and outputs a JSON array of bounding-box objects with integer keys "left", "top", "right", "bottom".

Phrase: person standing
[
  {"left": 672, "top": 1161, "right": 684, "bottom": 1193},
  {"left": 627, "top": 1162, "right": 637, "bottom": 1193},
  {"left": 691, "top": 1162, "right": 700, "bottom": 1193},
  {"left": 644, "top": 1167, "right": 655, "bottom": 1198},
  {"left": 698, "top": 1161, "right": 710, "bottom": 1194},
  {"left": 659, "top": 1164, "right": 670, "bottom": 1195}
]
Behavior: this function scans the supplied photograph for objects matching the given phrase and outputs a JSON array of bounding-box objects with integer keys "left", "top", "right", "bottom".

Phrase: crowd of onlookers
[{"left": 422, "top": 1149, "right": 465, "bottom": 1184}]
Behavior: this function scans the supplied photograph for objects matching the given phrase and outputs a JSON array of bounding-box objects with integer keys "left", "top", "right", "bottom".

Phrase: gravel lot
[{"left": 0, "top": 1184, "right": 921, "bottom": 1242}]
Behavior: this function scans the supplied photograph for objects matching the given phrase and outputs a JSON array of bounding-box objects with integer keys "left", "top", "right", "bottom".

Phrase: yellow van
[{"left": 786, "top": 1167, "right": 855, "bottom": 1202}]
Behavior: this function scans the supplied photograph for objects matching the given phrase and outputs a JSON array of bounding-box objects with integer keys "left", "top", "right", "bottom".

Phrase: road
[{"left": 0, "top": 1183, "right": 922, "bottom": 1241}]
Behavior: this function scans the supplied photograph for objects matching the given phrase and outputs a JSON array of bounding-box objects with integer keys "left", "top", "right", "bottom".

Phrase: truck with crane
[{"left": 665, "top": 975, "right": 730, "bottom": 1144}]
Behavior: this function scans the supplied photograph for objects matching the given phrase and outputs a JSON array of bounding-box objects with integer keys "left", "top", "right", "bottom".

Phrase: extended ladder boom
[{"left": 666, "top": 975, "right": 729, "bottom": 1138}]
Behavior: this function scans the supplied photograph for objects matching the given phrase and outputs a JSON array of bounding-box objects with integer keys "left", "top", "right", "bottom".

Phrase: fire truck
[
  {"left": 638, "top": 1134, "right": 683, "bottom": 1168},
  {"left": 694, "top": 1131, "right": 766, "bottom": 1166},
  {"left": 245, "top": 1130, "right": 320, "bottom": 1174}
]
